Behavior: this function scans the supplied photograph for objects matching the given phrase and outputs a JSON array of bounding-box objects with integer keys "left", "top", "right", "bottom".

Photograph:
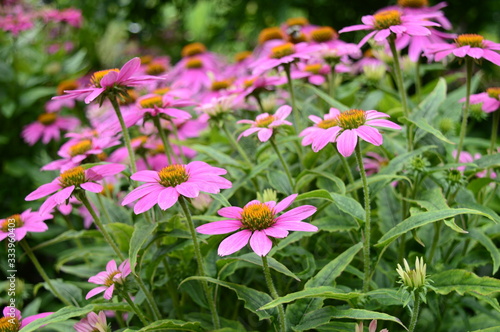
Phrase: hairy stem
[
  {"left": 109, "top": 97, "right": 138, "bottom": 173},
  {"left": 455, "top": 57, "right": 473, "bottom": 162},
  {"left": 262, "top": 256, "right": 286, "bottom": 332}
]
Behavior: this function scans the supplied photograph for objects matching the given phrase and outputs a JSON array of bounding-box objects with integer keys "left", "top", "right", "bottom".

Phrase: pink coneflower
[
  {"left": 460, "top": 87, "right": 500, "bottom": 113},
  {"left": 0, "top": 209, "right": 51, "bottom": 242},
  {"left": 53, "top": 57, "right": 161, "bottom": 104},
  {"left": 363, "top": 152, "right": 390, "bottom": 176},
  {"left": 196, "top": 95, "right": 238, "bottom": 122},
  {"left": 74, "top": 311, "right": 108, "bottom": 332},
  {"left": 453, "top": 150, "right": 497, "bottom": 179},
  {"left": 86, "top": 259, "right": 131, "bottom": 300},
  {"left": 196, "top": 194, "right": 317, "bottom": 256},
  {"left": 237, "top": 105, "right": 292, "bottom": 142},
  {"left": 396, "top": 28, "right": 456, "bottom": 62},
  {"left": 426, "top": 34, "right": 500, "bottom": 65},
  {"left": 169, "top": 56, "right": 218, "bottom": 95},
  {"left": 25, "top": 164, "right": 126, "bottom": 216},
  {"left": 121, "top": 161, "right": 231, "bottom": 214},
  {"left": 300, "top": 108, "right": 401, "bottom": 156},
  {"left": 21, "top": 113, "right": 80, "bottom": 146},
  {"left": 0, "top": 307, "right": 53, "bottom": 331},
  {"left": 291, "top": 62, "right": 331, "bottom": 86},
  {"left": 338, "top": 9, "right": 440, "bottom": 47}
]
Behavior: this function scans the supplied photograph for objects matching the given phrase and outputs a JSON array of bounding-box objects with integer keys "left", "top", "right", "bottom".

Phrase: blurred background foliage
[{"left": 1, "top": 0, "right": 499, "bottom": 215}]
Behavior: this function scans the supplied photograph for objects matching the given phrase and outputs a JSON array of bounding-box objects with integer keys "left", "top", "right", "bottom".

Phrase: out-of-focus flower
[
  {"left": 74, "top": 311, "right": 109, "bottom": 332},
  {"left": 0, "top": 306, "right": 53, "bottom": 331},
  {"left": 0, "top": 209, "right": 51, "bottom": 242},
  {"left": 22, "top": 113, "right": 80, "bottom": 146},
  {"left": 237, "top": 105, "right": 292, "bottom": 142},
  {"left": 355, "top": 320, "right": 389, "bottom": 332},
  {"left": 427, "top": 34, "right": 500, "bottom": 65},
  {"left": 86, "top": 260, "right": 131, "bottom": 300},
  {"left": 460, "top": 87, "right": 500, "bottom": 113},
  {"left": 197, "top": 194, "right": 317, "bottom": 257},
  {"left": 453, "top": 150, "right": 497, "bottom": 179}
]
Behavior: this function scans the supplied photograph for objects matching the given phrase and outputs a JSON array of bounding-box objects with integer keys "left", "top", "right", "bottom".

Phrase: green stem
[
  {"left": 339, "top": 152, "right": 360, "bottom": 202},
  {"left": 221, "top": 122, "right": 253, "bottom": 166},
  {"left": 269, "top": 138, "right": 294, "bottom": 190},
  {"left": 109, "top": 97, "right": 138, "bottom": 173},
  {"left": 329, "top": 64, "right": 337, "bottom": 100},
  {"left": 408, "top": 291, "right": 422, "bottom": 332},
  {"left": 284, "top": 64, "right": 300, "bottom": 133},
  {"left": 20, "top": 240, "right": 72, "bottom": 306},
  {"left": 427, "top": 221, "right": 442, "bottom": 264},
  {"left": 455, "top": 57, "right": 473, "bottom": 162},
  {"left": 163, "top": 258, "right": 184, "bottom": 319},
  {"left": 96, "top": 193, "right": 113, "bottom": 225},
  {"left": 415, "top": 60, "right": 422, "bottom": 102},
  {"left": 170, "top": 121, "right": 187, "bottom": 163},
  {"left": 60, "top": 213, "right": 90, "bottom": 265},
  {"left": 178, "top": 197, "right": 220, "bottom": 329},
  {"left": 121, "top": 290, "right": 150, "bottom": 326},
  {"left": 489, "top": 111, "right": 499, "bottom": 156},
  {"left": 354, "top": 143, "right": 372, "bottom": 292},
  {"left": 153, "top": 116, "right": 174, "bottom": 164},
  {"left": 79, "top": 192, "right": 161, "bottom": 320},
  {"left": 262, "top": 256, "right": 286, "bottom": 332},
  {"left": 388, "top": 36, "right": 413, "bottom": 151},
  {"left": 253, "top": 93, "right": 265, "bottom": 113}
]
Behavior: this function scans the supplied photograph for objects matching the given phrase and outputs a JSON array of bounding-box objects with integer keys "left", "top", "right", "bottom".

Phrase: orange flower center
[
  {"left": 258, "top": 27, "right": 285, "bottom": 44},
  {"left": 119, "top": 89, "right": 138, "bottom": 105},
  {"left": 337, "top": 109, "right": 367, "bottom": 129},
  {"left": 59, "top": 166, "right": 86, "bottom": 188},
  {"left": 455, "top": 34, "right": 484, "bottom": 48},
  {"left": 182, "top": 42, "right": 207, "bottom": 57},
  {"left": 91, "top": 69, "right": 119, "bottom": 88},
  {"left": 270, "top": 43, "right": 295, "bottom": 59},
  {"left": 373, "top": 10, "right": 402, "bottom": 30},
  {"left": 243, "top": 78, "right": 256, "bottom": 89},
  {"left": 132, "top": 135, "right": 149, "bottom": 146},
  {"left": 286, "top": 17, "right": 309, "bottom": 27},
  {"left": 256, "top": 115, "right": 275, "bottom": 128},
  {"left": 57, "top": 79, "right": 79, "bottom": 95},
  {"left": 140, "top": 55, "right": 153, "bottom": 64},
  {"left": 317, "top": 118, "right": 339, "bottom": 129},
  {"left": 104, "top": 271, "right": 120, "bottom": 287},
  {"left": 146, "top": 62, "right": 167, "bottom": 75},
  {"left": 241, "top": 203, "right": 276, "bottom": 230},
  {"left": 97, "top": 152, "right": 108, "bottom": 161},
  {"left": 304, "top": 64, "right": 322, "bottom": 74},
  {"left": 487, "top": 87, "right": 500, "bottom": 99},
  {"left": 139, "top": 95, "right": 163, "bottom": 109},
  {"left": 1, "top": 214, "right": 23, "bottom": 232},
  {"left": 185, "top": 58, "right": 203, "bottom": 69},
  {"left": 153, "top": 87, "right": 171, "bottom": 95},
  {"left": 288, "top": 32, "right": 307, "bottom": 44},
  {"left": 397, "top": 0, "right": 428, "bottom": 7},
  {"left": 100, "top": 183, "right": 114, "bottom": 197},
  {"left": 235, "top": 51, "right": 252, "bottom": 62},
  {"left": 211, "top": 79, "right": 232, "bottom": 91},
  {"left": 69, "top": 139, "right": 92, "bottom": 157},
  {"left": 0, "top": 316, "right": 21, "bottom": 332},
  {"left": 38, "top": 113, "right": 57, "bottom": 125},
  {"left": 310, "top": 27, "right": 338, "bottom": 43},
  {"left": 158, "top": 164, "right": 189, "bottom": 187}
]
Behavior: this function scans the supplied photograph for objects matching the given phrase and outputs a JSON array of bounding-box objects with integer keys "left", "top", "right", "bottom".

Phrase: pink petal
[
  {"left": 257, "top": 128, "right": 273, "bottom": 142},
  {"left": 101, "top": 71, "right": 119, "bottom": 87},
  {"left": 130, "top": 170, "right": 160, "bottom": 182},
  {"left": 218, "top": 206, "right": 243, "bottom": 218},
  {"left": 81, "top": 182, "right": 104, "bottom": 193},
  {"left": 176, "top": 182, "right": 200, "bottom": 198},
  {"left": 263, "top": 226, "right": 289, "bottom": 238},
  {"left": 39, "top": 196, "right": 58, "bottom": 216},
  {"left": 197, "top": 220, "right": 243, "bottom": 234},
  {"left": 336, "top": 129, "right": 358, "bottom": 157},
  {"left": 157, "top": 187, "right": 179, "bottom": 210},
  {"left": 273, "top": 194, "right": 298, "bottom": 213},
  {"left": 52, "top": 186, "right": 75, "bottom": 204},
  {"left": 274, "top": 221, "right": 318, "bottom": 232},
  {"left": 133, "top": 187, "right": 163, "bottom": 214},
  {"left": 121, "top": 183, "right": 161, "bottom": 206},
  {"left": 117, "top": 57, "right": 141, "bottom": 82},
  {"left": 404, "top": 25, "right": 431, "bottom": 36},
  {"left": 276, "top": 205, "right": 317, "bottom": 222},
  {"left": 452, "top": 46, "right": 469, "bottom": 58},
  {"left": 84, "top": 88, "right": 105, "bottom": 104},
  {"left": 389, "top": 25, "right": 406, "bottom": 35},
  {"left": 354, "top": 126, "right": 383, "bottom": 146},
  {"left": 365, "top": 119, "right": 401, "bottom": 129},
  {"left": 86, "top": 164, "right": 126, "bottom": 181},
  {"left": 374, "top": 29, "right": 391, "bottom": 42},
  {"left": 20, "top": 313, "right": 53, "bottom": 328},
  {"left": 25, "top": 181, "right": 61, "bottom": 201},
  {"left": 85, "top": 286, "right": 107, "bottom": 299},
  {"left": 467, "top": 48, "right": 484, "bottom": 59},
  {"left": 249, "top": 230, "right": 273, "bottom": 256},
  {"left": 275, "top": 105, "right": 292, "bottom": 119},
  {"left": 103, "top": 284, "right": 115, "bottom": 300},
  {"left": 338, "top": 24, "right": 370, "bottom": 33},
  {"left": 218, "top": 230, "right": 252, "bottom": 256},
  {"left": 483, "top": 49, "right": 500, "bottom": 66}
]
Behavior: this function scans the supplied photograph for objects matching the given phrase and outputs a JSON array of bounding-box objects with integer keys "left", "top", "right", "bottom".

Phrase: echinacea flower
[
  {"left": 460, "top": 87, "right": 500, "bottom": 113},
  {"left": 396, "top": 257, "right": 427, "bottom": 290},
  {"left": 338, "top": 9, "right": 440, "bottom": 47},
  {"left": 121, "top": 161, "right": 231, "bottom": 214},
  {"left": 196, "top": 194, "right": 317, "bottom": 256},
  {"left": 237, "top": 105, "right": 292, "bottom": 142},
  {"left": 0, "top": 209, "right": 51, "bottom": 242},
  {"left": 300, "top": 108, "right": 401, "bottom": 157},
  {"left": 53, "top": 57, "right": 162, "bottom": 104},
  {"left": 426, "top": 34, "right": 500, "bottom": 65},
  {"left": 25, "top": 164, "right": 126, "bottom": 216},
  {"left": 86, "top": 260, "right": 131, "bottom": 300},
  {"left": 21, "top": 113, "right": 80, "bottom": 146},
  {"left": 453, "top": 150, "right": 497, "bottom": 179},
  {"left": 0, "top": 307, "right": 53, "bottom": 332},
  {"left": 356, "top": 320, "right": 389, "bottom": 332},
  {"left": 74, "top": 311, "right": 108, "bottom": 332}
]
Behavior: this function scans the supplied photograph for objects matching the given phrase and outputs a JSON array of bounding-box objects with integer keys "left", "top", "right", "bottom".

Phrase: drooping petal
[
  {"left": 130, "top": 170, "right": 161, "bottom": 182},
  {"left": 249, "top": 230, "right": 273, "bottom": 256},
  {"left": 157, "top": 187, "right": 179, "bottom": 210},
  {"left": 218, "top": 206, "right": 243, "bottom": 218},
  {"left": 133, "top": 187, "right": 163, "bottom": 214},
  {"left": 354, "top": 126, "right": 383, "bottom": 146},
  {"left": 257, "top": 128, "right": 273, "bottom": 142},
  {"left": 121, "top": 183, "right": 161, "bottom": 206},
  {"left": 85, "top": 286, "right": 107, "bottom": 299},
  {"left": 84, "top": 88, "right": 105, "bottom": 104},
  {"left": 365, "top": 119, "right": 401, "bottom": 129},
  {"left": 52, "top": 186, "right": 75, "bottom": 204},
  {"left": 482, "top": 49, "right": 500, "bottom": 66},
  {"left": 176, "top": 182, "right": 200, "bottom": 198},
  {"left": 264, "top": 226, "right": 289, "bottom": 238},
  {"left": 218, "top": 230, "right": 252, "bottom": 256},
  {"left": 103, "top": 284, "right": 115, "bottom": 300},
  {"left": 196, "top": 220, "right": 243, "bottom": 234},
  {"left": 336, "top": 129, "right": 358, "bottom": 157}
]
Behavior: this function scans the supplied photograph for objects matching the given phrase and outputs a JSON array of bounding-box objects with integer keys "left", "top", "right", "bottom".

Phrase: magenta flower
[
  {"left": 460, "top": 87, "right": 500, "bottom": 113},
  {"left": 237, "top": 105, "right": 292, "bottom": 142},
  {"left": 196, "top": 194, "right": 317, "bottom": 256},
  {"left": 363, "top": 152, "right": 390, "bottom": 176},
  {"left": 74, "top": 311, "right": 108, "bottom": 332},
  {"left": 338, "top": 9, "right": 440, "bottom": 47},
  {"left": 0, "top": 209, "right": 51, "bottom": 242},
  {"left": 53, "top": 57, "right": 161, "bottom": 104},
  {"left": 25, "top": 164, "right": 126, "bottom": 216},
  {"left": 427, "top": 34, "right": 500, "bottom": 65},
  {"left": 300, "top": 108, "right": 401, "bottom": 156},
  {"left": 453, "top": 150, "right": 497, "bottom": 179},
  {"left": 122, "top": 161, "right": 232, "bottom": 214},
  {"left": 86, "top": 260, "right": 131, "bottom": 300},
  {"left": 1, "top": 307, "right": 53, "bottom": 331},
  {"left": 21, "top": 113, "right": 80, "bottom": 146}
]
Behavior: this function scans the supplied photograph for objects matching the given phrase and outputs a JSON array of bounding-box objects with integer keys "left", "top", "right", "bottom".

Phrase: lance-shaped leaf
[{"left": 432, "top": 269, "right": 500, "bottom": 296}]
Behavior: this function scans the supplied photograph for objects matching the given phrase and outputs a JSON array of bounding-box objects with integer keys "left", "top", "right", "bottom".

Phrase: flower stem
[
  {"left": 221, "top": 122, "right": 253, "bottom": 166},
  {"left": 456, "top": 57, "right": 473, "bottom": 162},
  {"left": 153, "top": 116, "right": 174, "bottom": 164},
  {"left": 109, "top": 97, "right": 138, "bottom": 173},
  {"left": 178, "top": 197, "right": 220, "bottom": 329},
  {"left": 388, "top": 36, "right": 413, "bottom": 151},
  {"left": 78, "top": 192, "right": 161, "bottom": 320},
  {"left": 415, "top": 59, "right": 422, "bottom": 102},
  {"left": 121, "top": 290, "right": 150, "bottom": 325},
  {"left": 269, "top": 137, "right": 294, "bottom": 190},
  {"left": 408, "top": 291, "right": 422, "bottom": 332},
  {"left": 283, "top": 64, "right": 300, "bottom": 133},
  {"left": 339, "top": 152, "right": 360, "bottom": 202},
  {"left": 170, "top": 121, "right": 187, "bottom": 163},
  {"left": 329, "top": 64, "right": 337, "bottom": 100},
  {"left": 20, "top": 240, "right": 72, "bottom": 306},
  {"left": 489, "top": 110, "right": 499, "bottom": 155},
  {"left": 354, "top": 143, "right": 372, "bottom": 292},
  {"left": 427, "top": 221, "right": 442, "bottom": 264},
  {"left": 262, "top": 256, "right": 286, "bottom": 332}
]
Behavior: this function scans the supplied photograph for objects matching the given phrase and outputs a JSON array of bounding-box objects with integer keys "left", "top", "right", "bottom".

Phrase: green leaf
[
  {"left": 129, "top": 219, "right": 157, "bottom": 275},
  {"left": 411, "top": 77, "right": 446, "bottom": 123},
  {"left": 375, "top": 208, "right": 495, "bottom": 247},
  {"left": 268, "top": 170, "right": 293, "bottom": 195},
  {"left": 209, "top": 193, "right": 231, "bottom": 208},
  {"left": 294, "top": 307, "right": 407, "bottom": 331},
  {"left": 330, "top": 192, "right": 365, "bottom": 222},
  {"left": 180, "top": 276, "right": 276, "bottom": 320},
  {"left": 137, "top": 319, "right": 203, "bottom": 331},
  {"left": 302, "top": 84, "right": 349, "bottom": 111},
  {"left": 468, "top": 229, "right": 500, "bottom": 274},
  {"left": 474, "top": 154, "right": 500, "bottom": 168},
  {"left": 191, "top": 144, "right": 241, "bottom": 167},
  {"left": 406, "top": 117, "right": 454, "bottom": 145},
  {"left": 296, "top": 189, "right": 333, "bottom": 202},
  {"left": 432, "top": 269, "right": 500, "bottom": 296},
  {"left": 30, "top": 230, "right": 101, "bottom": 252},
  {"left": 457, "top": 201, "right": 500, "bottom": 224},
  {"left": 259, "top": 286, "right": 361, "bottom": 310},
  {"left": 104, "top": 223, "right": 134, "bottom": 252},
  {"left": 219, "top": 253, "right": 300, "bottom": 281},
  {"left": 309, "top": 171, "right": 346, "bottom": 194},
  {"left": 43, "top": 280, "right": 82, "bottom": 305}
]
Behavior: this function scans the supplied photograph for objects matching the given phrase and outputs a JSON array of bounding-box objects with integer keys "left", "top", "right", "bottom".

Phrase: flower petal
[
  {"left": 249, "top": 230, "right": 273, "bottom": 256},
  {"left": 263, "top": 226, "right": 289, "bottom": 238},
  {"left": 273, "top": 194, "right": 298, "bottom": 213},
  {"left": 218, "top": 230, "right": 253, "bottom": 256},
  {"left": 276, "top": 205, "right": 317, "bottom": 222},
  {"left": 218, "top": 206, "right": 243, "bottom": 218},
  {"left": 25, "top": 181, "right": 61, "bottom": 201},
  {"left": 336, "top": 129, "right": 358, "bottom": 157},
  {"left": 81, "top": 182, "right": 104, "bottom": 193},
  {"left": 85, "top": 286, "right": 107, "bottom": 300},
  {"left": 197, "top": 220, "right": 243, "bottom": 234},
  {"left": 354, "top": 126, "right": 383, "bottom": 146},
  {"left": 157, "top": 187, "right": 179, "bottom": 210},
  {"left": 274, "top": 221, "right": 318, "bottom": 232}
]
